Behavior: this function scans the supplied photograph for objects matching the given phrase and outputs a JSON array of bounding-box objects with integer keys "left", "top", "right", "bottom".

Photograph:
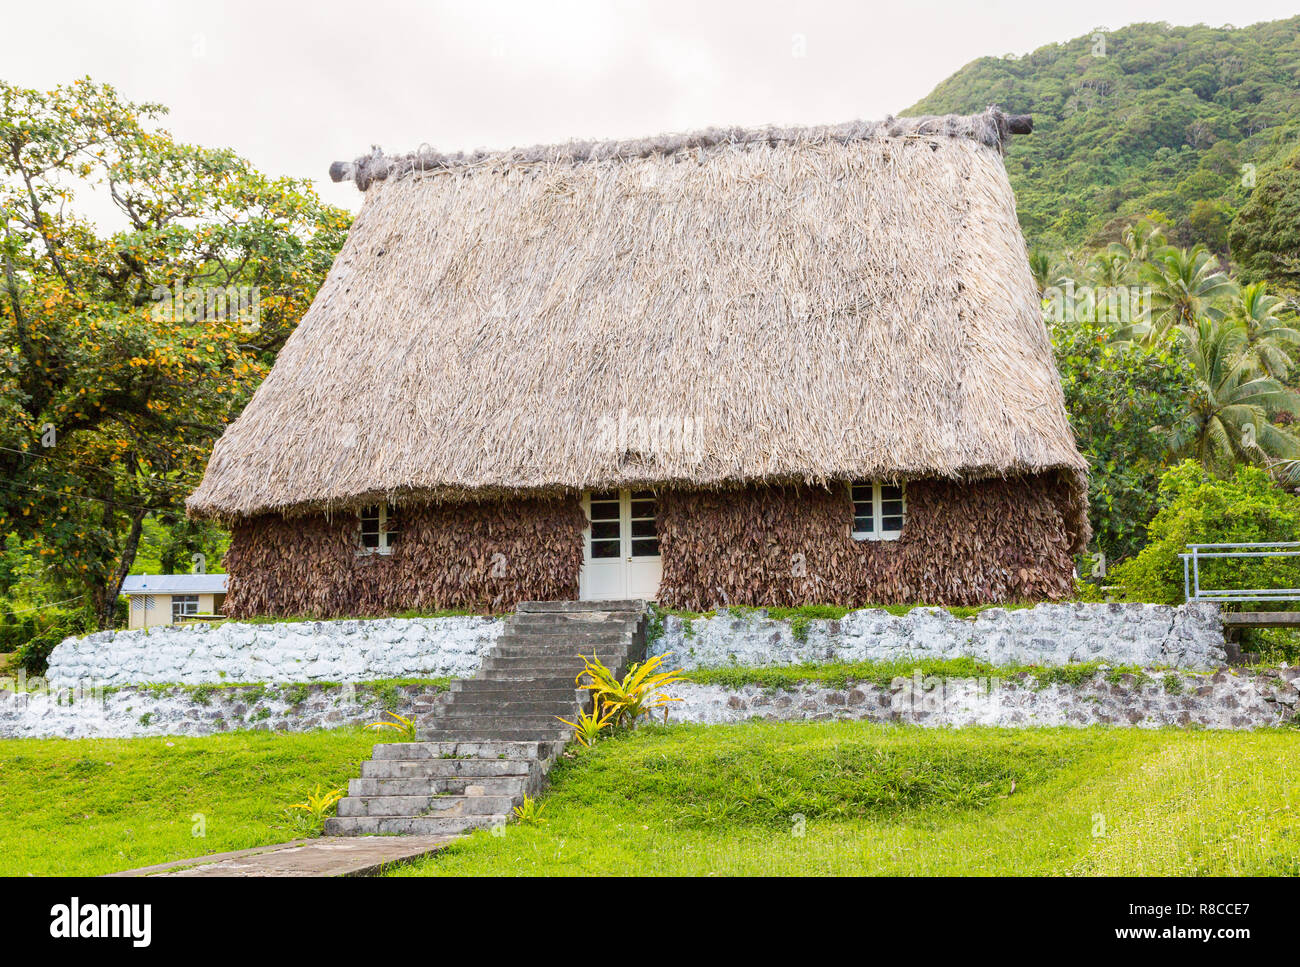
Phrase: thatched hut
[{"left": 188, "top": 107, "right": 1088, "bottom": 616}]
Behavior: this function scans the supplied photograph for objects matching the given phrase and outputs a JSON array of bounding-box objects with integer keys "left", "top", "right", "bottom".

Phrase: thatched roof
[{"left": 189, "top": 107, "right": 1087, "bottom": 540}]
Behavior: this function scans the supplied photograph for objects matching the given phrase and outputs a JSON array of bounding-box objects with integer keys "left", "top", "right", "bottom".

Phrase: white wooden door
[{"left": 579, "top": 490, "right": 662, "bottom": 601}]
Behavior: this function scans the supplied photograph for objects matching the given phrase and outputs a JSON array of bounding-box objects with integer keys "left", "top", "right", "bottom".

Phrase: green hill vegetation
[{"left": 907, "top": 18, "right": 1300, "bottom": 255}]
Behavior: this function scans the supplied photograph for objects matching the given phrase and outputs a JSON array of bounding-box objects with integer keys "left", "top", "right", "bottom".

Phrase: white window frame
[
  {"left": 850, "top": 481, "right": 906, "bottom": 541},
  {"left": 358, "top": 504, "right": 398, "bottom": 555},
  {"left": 171, "top": 594, "right": 200, "bottom": 622}
]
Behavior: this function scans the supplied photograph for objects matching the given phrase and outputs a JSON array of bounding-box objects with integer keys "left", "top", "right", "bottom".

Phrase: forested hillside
[{"left": 907, "top": 18, "right": 1300, "bottom": 254}]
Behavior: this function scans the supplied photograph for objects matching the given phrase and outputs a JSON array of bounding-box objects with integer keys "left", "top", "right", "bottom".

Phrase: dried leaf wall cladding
[
  {"left": 223, "top": 497, "right": 585, "bottom": 618},
  {"left": 655, "top": 473, "right": 1079, "bottom": 611},
  {"left": 223, "top": 474, "right": 1076, "bottom": 618}
]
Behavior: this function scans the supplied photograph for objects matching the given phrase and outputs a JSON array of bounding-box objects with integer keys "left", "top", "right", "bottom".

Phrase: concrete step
[
  {"left": 439, "top": 699, "right": 581, "bottom": 715},
  {"left": 369, "top": 740, "right": 564, "bottom": 760},
  {"left": 359, "top": 757, "right": 537, "bottom": 779},
  {"left": 517, "top": 600, "right": 645, "bottom": 613},
  {"left": 324, "top": 814, "right": 507, "bottom": 836},
  {"left": 489, "top": 651, "right": 629, "bottom": 666},
  {"left": 492, "top": 639, "right": 632, "bottom": 654},
  {"left": 449, "top": 680, "right": 584, "bottom": 698},
  {"left": 419, "top": 729, "right": 572, "bottom": 742},
  {"left": 507, "top": 611, "right": 639, "bottom": 627},
  {"left": 349, "top": 775, "right": 528, "bottom": 797},
  {"left": 428, "top": 712, "right": 577, "bottom": 727},
  {"left": 481, "top": 655, "right": 620, "bottom": 670},
  {"left": 475, "top": 671, "right": 590, "bottom": 684},
  {"left": 337, "top": 793, "right": 516, "bottom": 818},
  {"left": 496, "top": 626, "right": 634, "bottom": 642}
]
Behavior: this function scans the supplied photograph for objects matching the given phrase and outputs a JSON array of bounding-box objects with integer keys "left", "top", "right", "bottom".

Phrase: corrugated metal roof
[{"left": 120, "top": 574, "right": 228, "bottom": 594}]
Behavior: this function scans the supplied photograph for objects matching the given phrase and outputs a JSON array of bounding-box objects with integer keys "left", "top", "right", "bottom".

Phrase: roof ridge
[{"left": 329, "top": 106, "right": 1031, "bottom": 191}]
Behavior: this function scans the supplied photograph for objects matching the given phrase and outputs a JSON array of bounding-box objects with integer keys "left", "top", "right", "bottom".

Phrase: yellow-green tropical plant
[
  {"left": 512, "top": 795, "right": 547, "bottom": 825},
  {"left": 286, "top": 784, "right": 346, "bottom": 833},
  {"left": 367, "top": 710, "right": 417, "bottom": 741},
  {"left": 575, "top": 653, "right": 684, "bottom": 728},
  {"left": 557, "top": 701, "right": 618, "bottom": 746}
]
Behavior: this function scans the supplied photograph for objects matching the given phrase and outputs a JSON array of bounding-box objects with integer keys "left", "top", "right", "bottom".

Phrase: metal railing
[{"left": 1180, "top": 542, "right": 1300, "bottom": 604}]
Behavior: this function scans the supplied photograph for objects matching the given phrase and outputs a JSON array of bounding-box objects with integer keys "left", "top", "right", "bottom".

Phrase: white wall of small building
[{"left": 125, "top": 592, "right": 224, "bottom": 630}]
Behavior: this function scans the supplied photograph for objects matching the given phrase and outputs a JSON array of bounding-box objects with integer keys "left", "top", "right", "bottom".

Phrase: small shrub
[
  {"left": 644, "top": 606, "right": 667, "bottom": 646},
  {"left": 557, "top": 703, "right": 617, "bottom": 746},
  {"left": 1112, "top": 462, "right": 1300, "bottom": 605},
  {"left": 512, "top": 795, "right": 547, "bottom": 825},
  {"left": 285, "top": 784, "right": 346, "bottom": 835},
  {"left": 367, "top": 710, "right": 417, "bottom": 742},
  {"left": 575, "top": 654, "right": 684, "bottom": 728},
  {"left": 2, "top": 607, "right": 90, "bottom": 676}
]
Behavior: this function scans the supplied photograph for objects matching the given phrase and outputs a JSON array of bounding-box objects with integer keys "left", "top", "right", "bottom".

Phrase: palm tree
[
  {"left": 1143, "top": 245, "right": 1238, "bottom": 336},
  {"left": 1234, "top": 281, "right": 1300, "bottom": 379},
  {"left": 1107, "top": 217, "right": 1167, "bottom": 265},
  {"left": 1028, "top": 248, "right": 1067, "bottom": 296},
  {"left": 1171, "top": 318, "right": 1300, "bottom": 471},
  {"left": 1086, "top": 248, "right": 1134, "bottom": 289}
]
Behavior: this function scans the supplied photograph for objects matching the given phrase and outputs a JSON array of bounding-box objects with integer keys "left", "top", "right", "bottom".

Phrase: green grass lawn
[
  {"left": 393, "top": 722, "right": 1300, "bottom": 876},
  {"left": 2, "top": 722, "right": 1297, "bottom": 876},
  {"left": 0, "top": 728, "right": 378, "bottom": 876}
]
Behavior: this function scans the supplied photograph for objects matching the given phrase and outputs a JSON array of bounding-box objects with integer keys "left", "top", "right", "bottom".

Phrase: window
[
  {"left": 629, "top": 490, "right": 658, "bottom": 558},
  {"left": 587, "top": 491, "right": 621, "bottom": 559},
  {"left": 359, "top": 504, "right": 399, "bottom": 554},
  {"left": 585, "top": 490, "right": 660, "bottom": 560},
  {"left": 171, "top": 595, "right": 199, "bottom": 621},
  {"left": 851, "top": 481, "right": 905, "bottom": 541}
]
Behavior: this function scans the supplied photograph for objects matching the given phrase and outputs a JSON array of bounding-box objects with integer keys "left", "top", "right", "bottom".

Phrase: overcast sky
[{"left": 7, "top": 0, "right": 1299, "bottom": 217}]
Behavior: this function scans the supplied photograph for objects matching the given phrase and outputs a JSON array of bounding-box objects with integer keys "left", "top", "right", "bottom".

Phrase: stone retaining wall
[
  {"left": 45, "top": 616, "right": 503, "bottom": 689},
  {"left": 0, "top": 681, "right": 450, "bottom": 739},
  {"left": 649, "top": 602, "right": 1227, "bottom": 670},
  {"left": 7, "top": 665, "right": 1294, "bottom": 738},
  {"left": 664, "top": 666, "right": 1300, "bottom": 730}
]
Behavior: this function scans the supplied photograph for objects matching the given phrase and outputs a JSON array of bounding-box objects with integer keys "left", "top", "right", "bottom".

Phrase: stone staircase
[{"left": 324, "top": 600, "right": 647, "bottom": 836}]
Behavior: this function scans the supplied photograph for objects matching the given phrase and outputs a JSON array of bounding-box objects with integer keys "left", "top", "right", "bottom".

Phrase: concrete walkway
[{"left": 108, "top": 836, "right": 453, "bottom": 877}]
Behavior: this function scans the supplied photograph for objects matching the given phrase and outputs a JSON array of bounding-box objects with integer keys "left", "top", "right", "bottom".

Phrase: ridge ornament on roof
[{"left": 328, "top": 107, "right": 1033, "bottom": 191}]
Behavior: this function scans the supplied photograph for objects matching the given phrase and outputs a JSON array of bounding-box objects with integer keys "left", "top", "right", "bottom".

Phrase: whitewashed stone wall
[
  {"left": 649, "top": 603, "right": 1227, "bottom": 670},
  {"left": 45, "top": 616, "right": 503, "bottom": 689},
  {"left": 7, "top": 665, "right": 1290, "bottom": 739},
  {"left": 0, "top": 681, "right": 450, "bottom": 739},
  {"left": 663, "top": 666, "right": 1299, "bottom": 730}
]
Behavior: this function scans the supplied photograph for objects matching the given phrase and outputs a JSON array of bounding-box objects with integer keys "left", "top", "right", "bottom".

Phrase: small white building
[{"left": 121, "top": 574, "right": 228, "bottom": 630}]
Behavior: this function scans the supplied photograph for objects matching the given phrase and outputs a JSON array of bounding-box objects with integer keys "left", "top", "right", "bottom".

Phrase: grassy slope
[
  {"left": 393, "top": 722, "right": 1300, "bottom": 876},
  {"left": 2, "top": 722, "right": 1296, "bottom": 876},
  {"left": 0, "top": 728, "right": 378, "bottom": 876}
]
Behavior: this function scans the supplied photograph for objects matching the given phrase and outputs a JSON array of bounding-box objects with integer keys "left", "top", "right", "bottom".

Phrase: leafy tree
[
  {"left": 0, "top": 79, "right": 350, "bottom": 627},
  {"left": 1052, "top": 322, "right": 1194, "bottom": 563},
  {"left": 1229, "top": 142, "right": 1300, "bottom": 294},
  {"left": 1112, "top": 462, "right": 1300, "bottom": 605}
]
